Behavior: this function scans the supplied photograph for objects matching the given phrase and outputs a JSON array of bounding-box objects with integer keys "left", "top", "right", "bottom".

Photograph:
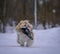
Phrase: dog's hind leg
[{"left": 19, "top": 41, "right": 24, "bottom": 47}]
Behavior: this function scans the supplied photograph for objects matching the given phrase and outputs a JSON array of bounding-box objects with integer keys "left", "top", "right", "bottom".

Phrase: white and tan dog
[{"left": 16, "top": 20, "right": 34, "bottom": 47}]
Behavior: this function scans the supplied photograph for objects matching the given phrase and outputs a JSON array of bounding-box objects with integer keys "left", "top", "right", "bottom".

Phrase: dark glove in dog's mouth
[{"left": 21, "top": 27, "right": 33, "bottom": 40}]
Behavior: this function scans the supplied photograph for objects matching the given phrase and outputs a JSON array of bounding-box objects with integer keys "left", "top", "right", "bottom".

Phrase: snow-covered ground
[{"left": 0, "top": 27, "right": 60, "bottom": 54}]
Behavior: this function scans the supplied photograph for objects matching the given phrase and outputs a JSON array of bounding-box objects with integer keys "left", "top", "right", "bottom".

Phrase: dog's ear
[
  {"left": 16, "top": 20, "right": 24, "bottom": 31},
  {"left": 19, "top": 20, "right": 24, "bottom": 25}
]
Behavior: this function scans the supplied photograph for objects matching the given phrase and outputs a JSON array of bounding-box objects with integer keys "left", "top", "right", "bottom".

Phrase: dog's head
[
  {"left": 19, "top": 20, "right": 29, "bottom": 28},
  {"left": 16, "top": 20, "right": 33, "bottom": 32}
]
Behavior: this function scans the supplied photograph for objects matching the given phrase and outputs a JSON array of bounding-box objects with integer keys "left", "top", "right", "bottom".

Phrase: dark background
[{"left": 0, "top": 0, "right": 60, "bottom": 32}]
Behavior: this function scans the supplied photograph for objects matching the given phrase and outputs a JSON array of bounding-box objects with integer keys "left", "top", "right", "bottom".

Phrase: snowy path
[{"left": 0, "top": 27, "right": 60, "bottom": 54}]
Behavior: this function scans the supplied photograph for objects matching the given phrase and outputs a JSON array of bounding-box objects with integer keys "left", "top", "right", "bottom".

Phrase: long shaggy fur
[{"left": 16, "top": 20, "right": 34, "bottom": 47}]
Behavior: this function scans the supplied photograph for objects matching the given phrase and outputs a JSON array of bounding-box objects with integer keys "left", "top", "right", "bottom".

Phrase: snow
[{"left": 0, "top": 27, "right": 60, "bottom": 54}]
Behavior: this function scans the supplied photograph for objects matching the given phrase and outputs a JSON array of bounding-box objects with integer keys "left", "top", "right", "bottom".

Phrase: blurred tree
[
  {"left": 0, "top": 0, "right": 7, "bottom": 33},
  {"left": 0, "top": 0, "right": 60, "bottom": 32}
]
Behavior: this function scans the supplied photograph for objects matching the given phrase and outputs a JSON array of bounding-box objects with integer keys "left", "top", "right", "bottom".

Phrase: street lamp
[
  {"left": 52, "top": 9, "right": 56, "bottom": 27},
  {"left": 39, "top": 0, "right": 43, "bottom": 7},
  {"left": 52, "top": 9, "right": 56, "bottom": 13}
]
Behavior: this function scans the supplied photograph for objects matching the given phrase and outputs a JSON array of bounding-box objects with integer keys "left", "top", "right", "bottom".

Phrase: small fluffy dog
[{"left": 16, "top": 20, "right": 34, "bottom": 47}]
